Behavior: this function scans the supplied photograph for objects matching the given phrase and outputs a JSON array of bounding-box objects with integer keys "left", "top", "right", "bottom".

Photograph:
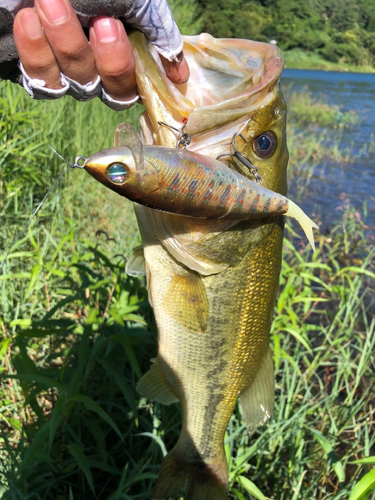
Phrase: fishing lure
[{"left": 81, "top": 123, "right": 318, "bottom": 249}]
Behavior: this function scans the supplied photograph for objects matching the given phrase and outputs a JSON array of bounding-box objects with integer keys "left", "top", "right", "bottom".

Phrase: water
[{"left": 281, "top": 69, "right": 375, "bottom": 230}]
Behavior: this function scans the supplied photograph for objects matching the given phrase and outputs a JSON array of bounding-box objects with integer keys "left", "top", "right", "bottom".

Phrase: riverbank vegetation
[
  {"left": 0, "top": 74, "right": 374, "bottom": 500},
  {"left": 197, "top": 0, "right": 375, "bottom": 72}
]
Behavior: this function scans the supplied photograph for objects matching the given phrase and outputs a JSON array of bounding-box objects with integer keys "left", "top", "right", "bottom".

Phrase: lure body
[{"left": 84, "top": 145, "right": 289, "bottom": 220}]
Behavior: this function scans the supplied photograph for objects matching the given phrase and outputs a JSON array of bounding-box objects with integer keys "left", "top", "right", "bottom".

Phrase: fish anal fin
[
  {"left": 125, "top": 245, "right": 146, "bottom": 277},
  {"left": 136, "top": 358, "right": 178, "bottom": 405},
  {"left": 240, "top": 347, "right": 274, "bottom": 434},
  {"left": 164, "top": 273, "right": 209, "bottom": 333}
]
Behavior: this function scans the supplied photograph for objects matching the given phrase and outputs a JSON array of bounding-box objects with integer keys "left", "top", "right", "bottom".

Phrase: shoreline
[{"left": 283, "top": 49, "right": 375, "bottom": 74}]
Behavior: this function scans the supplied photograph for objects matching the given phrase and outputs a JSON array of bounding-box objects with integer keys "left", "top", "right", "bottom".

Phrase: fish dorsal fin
[
  {"left": 136, "top": 358, "right": 179, "bottom": 405},
  {"left": 114, "top": 123, "right": 144, "bottom": 170},
  {"left": 125, "top": 245, "right": 146, "bottom": 277},
  {"left": 240, "top": 347, "right": 274, "bottom": 434}
]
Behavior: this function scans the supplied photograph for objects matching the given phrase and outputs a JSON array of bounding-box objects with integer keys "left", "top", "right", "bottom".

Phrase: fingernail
[
  {"left": 22, "top": 10, "right": 43, "bottom": 39},
  {"left": 38, "top": 0, "right": 68, "bottom": 23},
  {"left": 93, "top": 17, "right": 119, "bottom": 44}
]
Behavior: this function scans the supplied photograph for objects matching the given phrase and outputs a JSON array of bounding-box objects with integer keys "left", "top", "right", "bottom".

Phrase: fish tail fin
[
  {"left": 285, "top": 199, "right": 319, "bottom": 250},
  {"left": 153, "top": 441, "right": 228, "bottom": 500}
]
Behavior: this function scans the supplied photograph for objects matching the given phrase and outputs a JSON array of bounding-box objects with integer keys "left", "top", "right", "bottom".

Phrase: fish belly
[{"left": 137, "top": 206, "right": 283, "bottom": 500}]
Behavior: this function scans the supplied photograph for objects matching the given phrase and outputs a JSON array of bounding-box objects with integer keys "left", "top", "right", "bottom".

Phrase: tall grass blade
[
  {"left": 69, "top": 394, "right": 124, "bottom": 441},
  {"left": 348, "top": 470, "right": 375, "bottom": 500},
  {"left": 237, "top": 476, "right": 269, "bottom": 500},
  {"left": 67, "top": 443, "right": 95, "bottom": 495}
]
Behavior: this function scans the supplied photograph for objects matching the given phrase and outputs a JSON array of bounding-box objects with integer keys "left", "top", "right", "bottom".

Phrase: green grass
[
  {"left": 0, "top": 80, "right": 374, "bottom": 500},
  {"left": 284, "top": 49, "right": 375, "bottom": 74}
]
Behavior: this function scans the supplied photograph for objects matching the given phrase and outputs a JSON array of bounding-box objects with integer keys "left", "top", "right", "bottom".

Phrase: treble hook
[
  {"left": 158, "top": 121, "right": 191, "bottom": 149},
  {"left": 217, "top": 133, "right": 262, "bottom": 183}
]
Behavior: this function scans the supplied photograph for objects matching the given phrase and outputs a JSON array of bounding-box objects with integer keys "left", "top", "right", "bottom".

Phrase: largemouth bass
[{"left": 85, "top": 32, "right": 316, "bottom": 499}]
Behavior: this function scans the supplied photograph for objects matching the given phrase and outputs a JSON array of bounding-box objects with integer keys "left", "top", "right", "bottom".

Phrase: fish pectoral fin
[
  {"left": 164, "top": 272, "right": 209, "bottom": 333},
  {"left": 125, "top": 245, "right": 146, "bottom": 277},
  {"left": 239, "top": 347, "right": 274, "bottom": 435},
  {"left": 136, "top": 358, "right": 179, "bottom": 405},
  {"left": 149, "top": 210, "right": 228, "bottom": 276}
]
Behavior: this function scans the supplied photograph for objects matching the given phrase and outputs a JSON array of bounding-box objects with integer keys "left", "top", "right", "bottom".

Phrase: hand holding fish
[{"left": 8, "top": 0, "right": 189, "bottom": 108}]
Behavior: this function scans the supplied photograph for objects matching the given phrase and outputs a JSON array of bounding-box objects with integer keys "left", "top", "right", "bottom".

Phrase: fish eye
[
  {"left": 252, "top": 131, "right": 277, "bottom": 158},
  {"left": 106, "top": 163, "right": 128, "bottom": 184}
]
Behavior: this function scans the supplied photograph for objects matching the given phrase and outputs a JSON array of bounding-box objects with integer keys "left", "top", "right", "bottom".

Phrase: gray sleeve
[{"left": 0, "top": 7, "right": 22, "bottom": 83}]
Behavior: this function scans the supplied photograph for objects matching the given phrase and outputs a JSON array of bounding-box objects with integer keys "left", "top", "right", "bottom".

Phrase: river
[{"left": 281, "top": 69, "right": 375, "bottom": 232}]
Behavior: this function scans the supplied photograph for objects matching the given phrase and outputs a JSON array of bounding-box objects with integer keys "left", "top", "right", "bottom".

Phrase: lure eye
[
  {"left": 252, "top": 131, "right": 277, "bottom": 158},
  {"left": 106, "top": 163, "right": 127, "bottom": 184}
]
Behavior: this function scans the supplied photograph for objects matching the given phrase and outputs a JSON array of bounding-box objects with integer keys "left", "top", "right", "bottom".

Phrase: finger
[
  {"left": 34, "top": 0, "right": 97, "bottom": 85},
  {"left": 13, "top": 8, "right": 62, "bottom": 89},
  {"left": 89, "top": 17, "right": 137, "bottom": 101},
  {"left": 160, "top": 52, "right": 190, "bottom": 84}
]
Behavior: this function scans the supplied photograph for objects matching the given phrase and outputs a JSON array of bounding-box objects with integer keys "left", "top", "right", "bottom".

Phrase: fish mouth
[
  {"left": 182, "top": 34, "right": 285, "bottom": 136},
  {"left": 130, "top": 31, "right": 284, "bottom": 151}
]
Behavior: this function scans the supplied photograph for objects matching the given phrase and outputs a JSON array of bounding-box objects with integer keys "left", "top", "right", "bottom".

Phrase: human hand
[{"left": 12, "top": 0, "right": 189, "bottom": 109}]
